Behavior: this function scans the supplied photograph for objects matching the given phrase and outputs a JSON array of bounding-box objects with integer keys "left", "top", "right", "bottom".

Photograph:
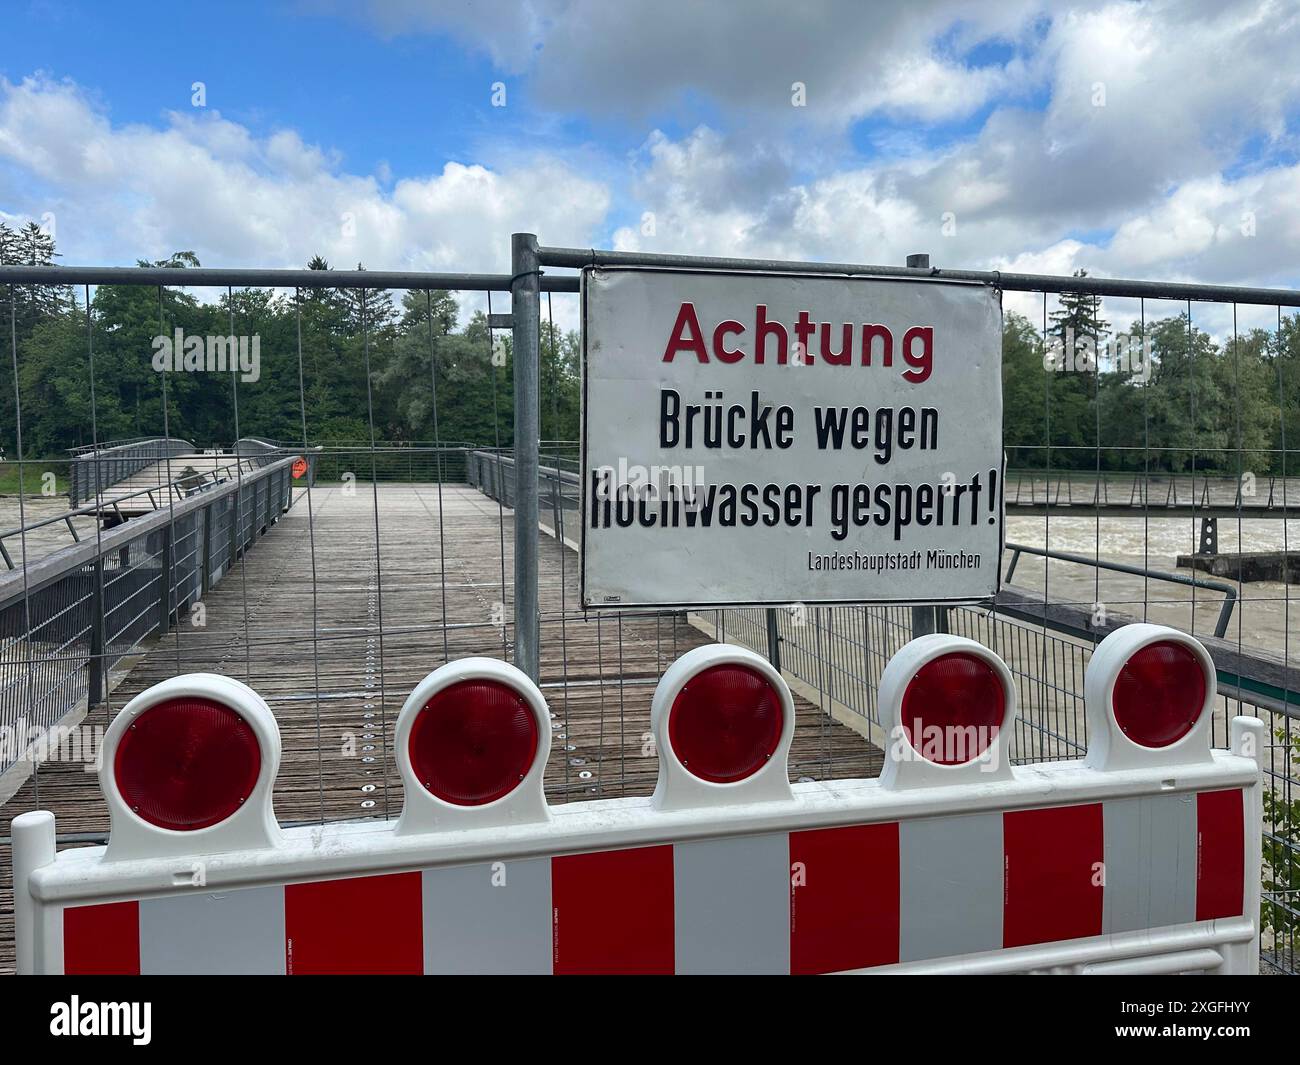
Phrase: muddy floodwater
[
  {"left": 0, "top": 496, "right": 101, "bottom": 569},
  {"left": 1005, "top": 515, "right": 1300, "bottom": 661}
]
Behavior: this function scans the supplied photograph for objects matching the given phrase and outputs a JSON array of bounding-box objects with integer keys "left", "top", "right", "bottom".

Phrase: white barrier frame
[
  {"left": 14, "top": 724, "right": 1261, "bottom": 974},
  {"left": 10, "top": 626, "right": 1267, "bottom": 975}
]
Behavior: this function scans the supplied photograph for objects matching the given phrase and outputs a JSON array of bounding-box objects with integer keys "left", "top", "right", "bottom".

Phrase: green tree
[
  {"left": 1270, "top": 312, "right": 1300, "bottom": 477},
  {"left": 540, "top": 318, "right": 581, "bottom": 445},
  {"left": 1001, "top": 311, "right": 1047, "bottom": 468},
  {"left": 1143, "top": 315, "right": 1229, "bottom": 473},
  {"left": 376, "top": 288, "right": 460, "bottom": 442},
  {"left": 0, "top": 220, "right": 75, "bottom": 332},
  {"left": 1044, "top": 277, "right": 1108, "bottom": 469},
  {"left": 1217, "top": 327, "right": 1277, "bottom": 478}
]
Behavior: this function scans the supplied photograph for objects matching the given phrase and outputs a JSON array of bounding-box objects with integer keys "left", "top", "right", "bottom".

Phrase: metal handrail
[
  {"left": 0, "top": 264, "right": 579, "bottom": 292},
  {"left": 538, "top": 245, "right": 1300, "bottom": 307},
  {"left": 1004, "top": 541, "right": 1239, "bottom": 638},
  {"left": 66, "top": 436, "right": 195, "bottom": 506},
  {"left": 0, "top": 453, "right": 298, "bottom": 605},
  {"left": 0, "top": 455, "right": 268, "bottom": 568},
  {"left": 65, "top": 435, "right": 185, "bottom": 455}
]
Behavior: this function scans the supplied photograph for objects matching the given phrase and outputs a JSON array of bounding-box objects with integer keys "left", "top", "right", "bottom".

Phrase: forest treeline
[
  {"left": 1004, "top": 283, "right": 1300, "bottom": 473},
  {"left": 0, "top": 225, "right": 576, "bottom": 455},
  {"left": 3, "top": 223, "right": 1299, "bottom": 475}
]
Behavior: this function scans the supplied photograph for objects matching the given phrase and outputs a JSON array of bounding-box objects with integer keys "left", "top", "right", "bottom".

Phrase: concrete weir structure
[{"left": 1178, "top": 551, "right": 1300, "bottom": 585}]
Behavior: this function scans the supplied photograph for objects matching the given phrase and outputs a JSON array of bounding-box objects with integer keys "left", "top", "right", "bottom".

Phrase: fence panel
[
  {"left": 0, "top": 456, "right": 299, "bottom": 788},
  {"left": 2, "top": 252, "right": 1296, "bottom": 975}
]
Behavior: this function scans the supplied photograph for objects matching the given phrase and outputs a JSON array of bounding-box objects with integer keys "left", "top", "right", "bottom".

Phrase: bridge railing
[
  {"left": 310, "top": 443, "right": 477, "bottom": 486},
  {"left": 467, "top": 449, "right": 580, "bottom": 542},
  {"left": 1005, "top": 468, "right": 1300, "bottom": 517},
  {"left": 66, "top": 437, "right": 195, "bottom": 508},
  {"left": 0, "top": 454, "right": 299, "bottom": 794},
  {"left": 232, "top": 438, "right": 316, "bottom": 477}
]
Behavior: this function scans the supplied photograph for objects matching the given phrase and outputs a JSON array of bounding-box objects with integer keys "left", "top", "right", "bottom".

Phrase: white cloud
[
  {"left": 0, "top": 74, "right": 610, "bottom": 283},
  {"left": 607, "top": 111, "right": 1300, "bottom": 340},
  {"left": 357, "top": 0, "right": 1047, "bottom": 126},
  {"left": 5, "top": 0, "right": 1300, "bottom": 345}
]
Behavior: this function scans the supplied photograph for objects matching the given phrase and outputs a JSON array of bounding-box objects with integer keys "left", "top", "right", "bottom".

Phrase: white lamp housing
[
  {"left": 1083, "top": 623, "right": 1216, "bottom": 772},
  {"left": 650, "top": 643, "right": 795, "bottom": 812},
  {"left": 877, "top": 634, "right": 1016, "bottom": 790},
  {"left": 395, "top": 657, "right": 552, "bottom": 834},
  {"left": 101, "top": 673, "right": 281, "bottom": 861}
]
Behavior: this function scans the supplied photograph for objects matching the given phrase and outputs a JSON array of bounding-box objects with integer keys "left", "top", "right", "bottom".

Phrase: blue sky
[
  {"left": 2, "top": 0, "right": 1299, "bottom": 334},
  {"left": 5, "top": 2, "right": 536, "bottom": 178}
]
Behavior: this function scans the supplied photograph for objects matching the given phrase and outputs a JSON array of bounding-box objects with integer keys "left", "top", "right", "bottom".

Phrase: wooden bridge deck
[{"left": 0, "top": 482, "right": 882, "bottom": 973}]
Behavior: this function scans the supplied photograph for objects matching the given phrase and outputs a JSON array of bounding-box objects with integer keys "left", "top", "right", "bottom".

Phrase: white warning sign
[{"left": 580, "top": 267, "right": 1004, "bottom": 608}]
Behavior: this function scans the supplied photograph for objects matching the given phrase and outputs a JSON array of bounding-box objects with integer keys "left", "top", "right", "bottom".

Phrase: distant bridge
[
  {"left": 1004, "top": 469, "right": 1299, "bottom": 520},
  {"left": 66, "top": 436, "right": 319, "bottom": 520}
]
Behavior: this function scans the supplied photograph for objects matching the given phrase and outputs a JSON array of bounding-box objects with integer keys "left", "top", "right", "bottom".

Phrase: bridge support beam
[
  {"left": 512, "top": 232, "right": 541, "bottom": 681},
  {"left": 1198, "top": 516, "right": 1219, "bottom": 555}
]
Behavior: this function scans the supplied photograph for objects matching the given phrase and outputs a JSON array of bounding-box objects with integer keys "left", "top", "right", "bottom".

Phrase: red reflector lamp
[
  {"left": 668, "top": 663, "right": 783, "bottom": 783},
  {"left": 113, "top": 697, "right": 262, "bottom": 831},
  {"left": 876, "top": 635, "right": 1017, "bottom": 788},
  {"left": 1083, "top": 624, "right": 1217, "bottom": 770},
  {"left": 1111, "top": 639, "right": 1206, "bottom": 748},
  {"left": 409, "top": 678, "right": 540, "bottom": 805},
  {"left": 900, "top": 651, "right": 1004, "bottom": 765}
]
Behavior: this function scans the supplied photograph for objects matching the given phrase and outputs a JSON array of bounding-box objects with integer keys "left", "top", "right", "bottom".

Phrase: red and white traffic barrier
[{"left": 10, "top": 625, "right": 1263, "bottom": 975}]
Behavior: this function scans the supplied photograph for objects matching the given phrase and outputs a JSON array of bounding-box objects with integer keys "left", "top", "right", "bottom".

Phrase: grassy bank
[{"left": 0, "top": 461, "right": 69, "bottom": 496}]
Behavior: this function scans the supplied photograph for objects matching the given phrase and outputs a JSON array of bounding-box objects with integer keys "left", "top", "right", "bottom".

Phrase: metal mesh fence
[{"left": 0, "top": 253, "right": 1296, "bottom": 975}]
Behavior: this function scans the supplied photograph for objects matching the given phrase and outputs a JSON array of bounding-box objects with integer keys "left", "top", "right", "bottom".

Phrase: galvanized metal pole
[
  {"left": 906, "top": 253, "right": 941, "bottom": 640},
  {"left": 765, "top": 608, "right": 781, "bottom": 670},
  {"left": 511, "top": 233, "right": 541, "bottom": 681}
]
